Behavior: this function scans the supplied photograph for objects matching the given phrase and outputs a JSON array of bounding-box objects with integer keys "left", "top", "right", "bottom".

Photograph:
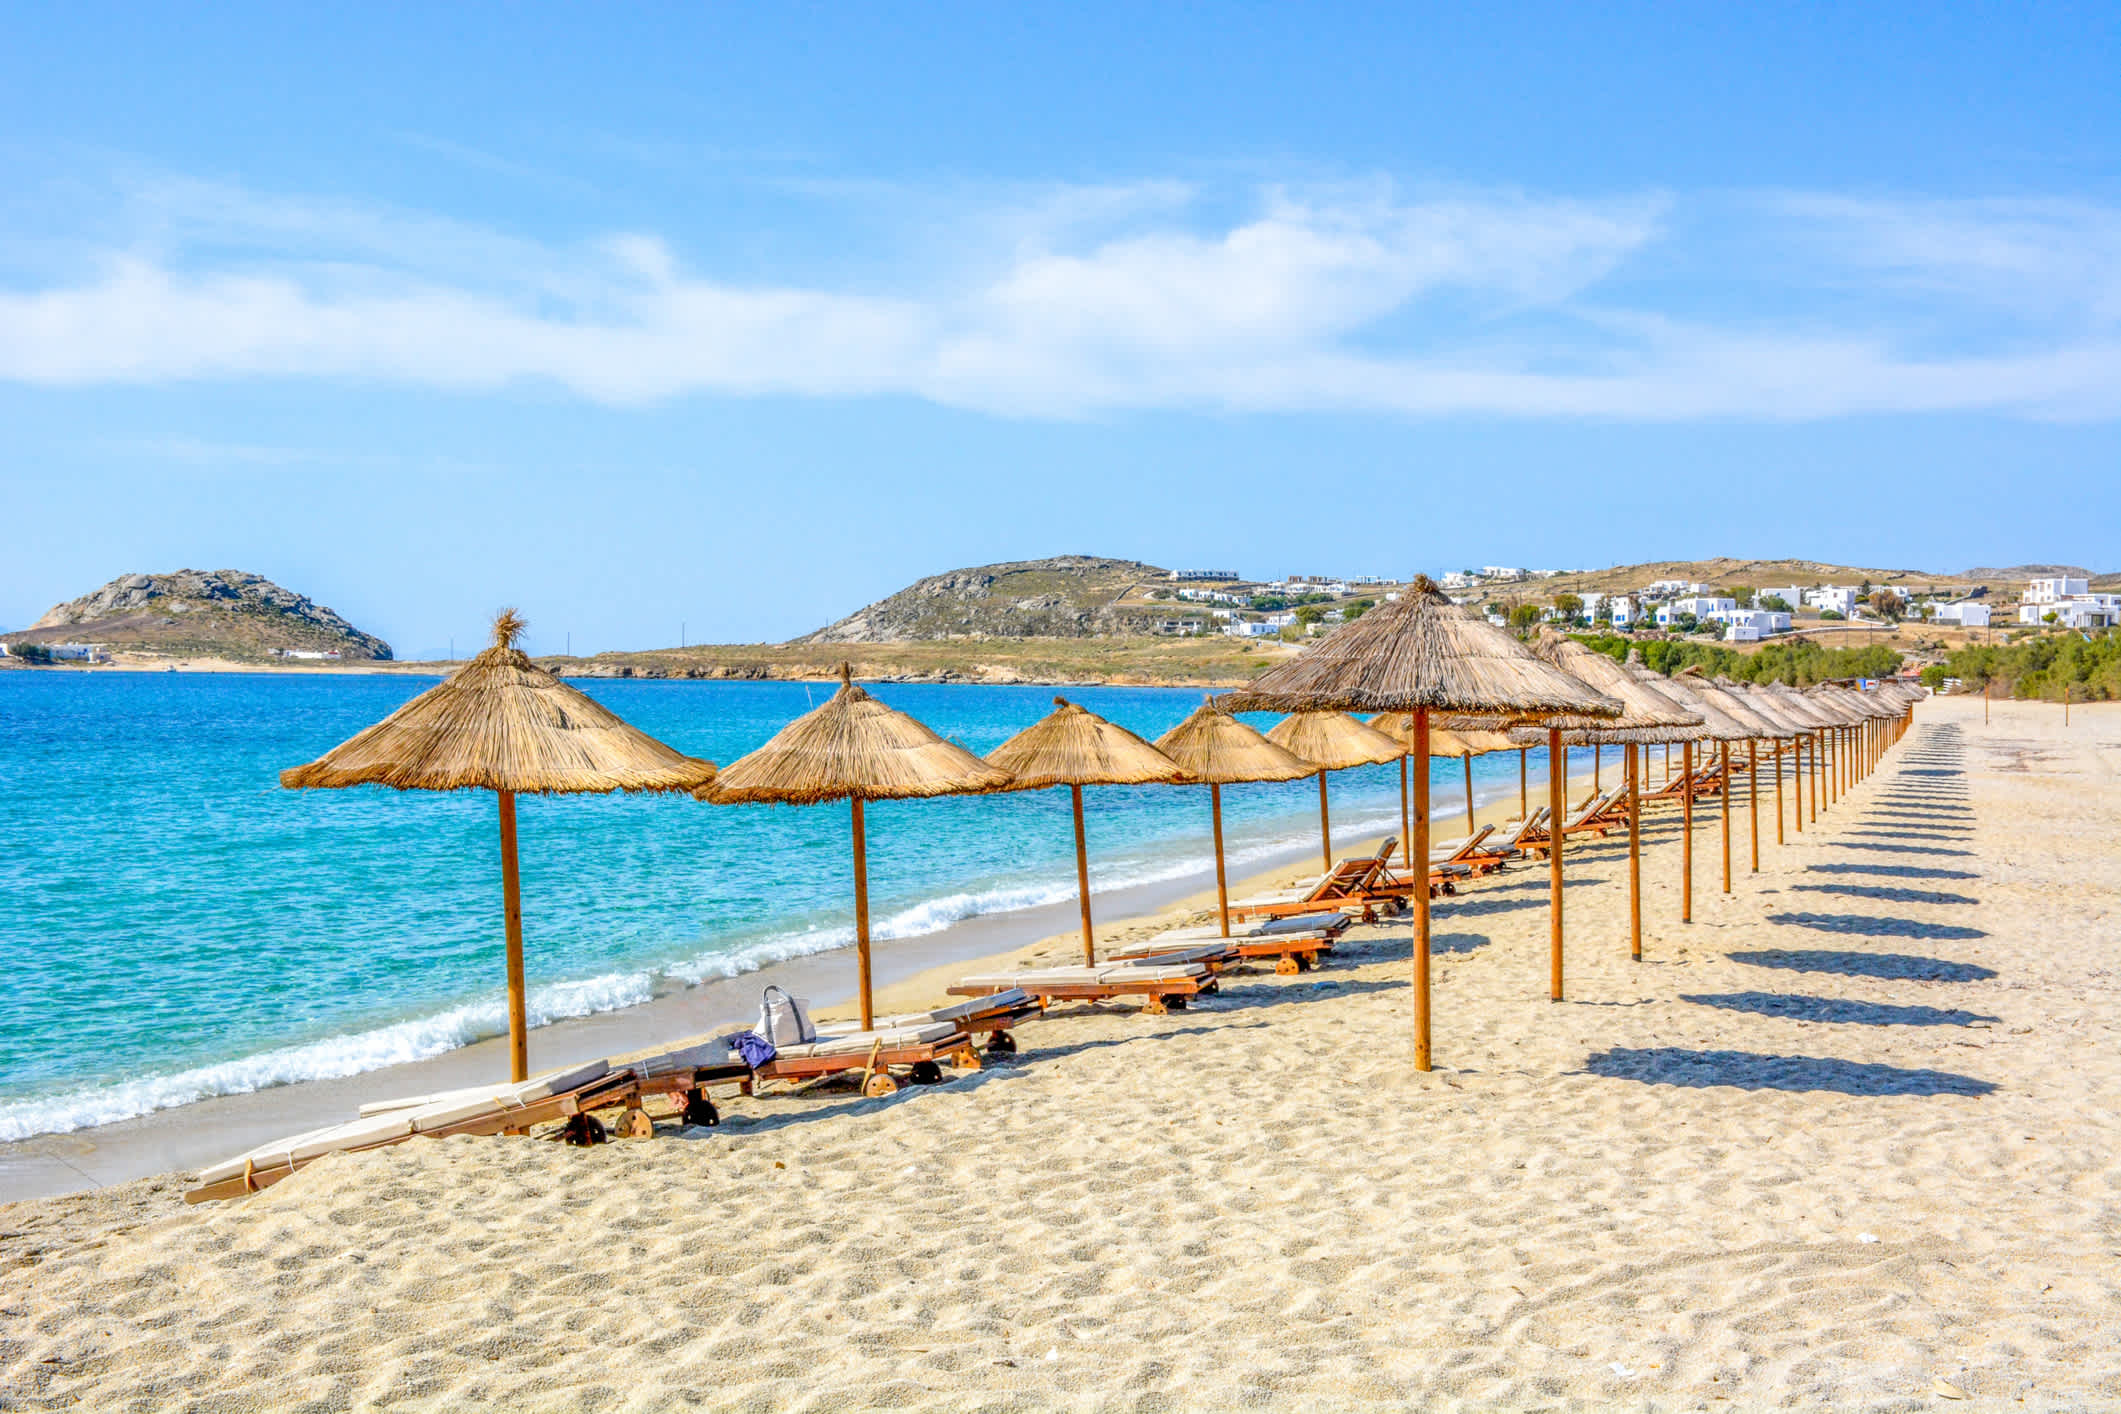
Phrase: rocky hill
[
  {"left": 800, "top": 556, "right": 1174, "bottom": 642},
  {"left": 10, "top": 570, "right": 392, "bottom": 663}
]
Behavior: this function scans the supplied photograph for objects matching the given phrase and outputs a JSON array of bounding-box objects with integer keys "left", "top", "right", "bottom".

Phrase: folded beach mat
[
  {"left": 1108, "top": 942, "right": 1230, "bottom": 967},
  {"left": 196, "top": 1111, "right": 419, "bottom": 1187},
  {"left": 769, "top": 1021, "right": 960, "bottom": 1062},
  {"left": 631, "top": 1041, "right": 745, "bottom": 1082},
  {"left": 356, "top": 1059, "right": 611, "bottom": 1119},
  {"left": 817, "top": 989, "right": 1033, "bottom": 1035}
]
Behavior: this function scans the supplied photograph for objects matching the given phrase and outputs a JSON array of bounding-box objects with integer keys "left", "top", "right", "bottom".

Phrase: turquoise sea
[{"left": 0, "top": 672, "right": 1569, "bottom": 1141}]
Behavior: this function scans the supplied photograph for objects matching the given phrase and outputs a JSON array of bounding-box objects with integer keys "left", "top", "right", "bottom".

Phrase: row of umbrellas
[{"left": 282, "top": 588, "right": 1919, "bottom": 1082}]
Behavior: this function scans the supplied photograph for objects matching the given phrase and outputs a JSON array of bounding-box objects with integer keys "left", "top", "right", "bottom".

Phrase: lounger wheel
[
  {"left": 951, "top": 1046, "right": 982, "bottom": 1072},
  {"left": 909, "top": 1060, "right": 945, "bottom": 1085},
  {"left": 1442, "top": 881, "right": 1457, "bottom": 896},
  {"left": 1165, "top": 995, "right": 1188, "bottom": 1011},
  {"left": 862, "top": 1072, "right": 899, "bottom": 1098},
  {"left": 560, "top": 1113, "right": 608, "bottom": 1147},
  {"left": 1275, "top": 957, "right": 1300, "bottom": 976},
  {"left": 621, "top": 1108, "right": 656, "bottom": 1140},
  {"left": 682, "top": 1090, "right": 721, "bottom": 1127},
  {"left": 984, "top": 1030, "right": 1018, "bottom": 1056}
]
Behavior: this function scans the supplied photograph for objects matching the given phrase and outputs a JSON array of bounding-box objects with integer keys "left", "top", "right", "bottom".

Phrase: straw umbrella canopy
[
  {"left": 987, "top": 697, "right": 1191, "bottom": 965},
  {"left": 1153, "top": 701, "right": 1314, "bottom": 939},
  {"left": 1262, "top": 710, "right": 1405, "bottom": 871},
  {"left": 700, "top": 664, "right": 1012, "bottom": 1031},
  {"left": 1221, "top": 576, "right": 1623, "bottom": 1068},
  {"left": 282, "top": 610, "right": 719, "bottom": 1083}
]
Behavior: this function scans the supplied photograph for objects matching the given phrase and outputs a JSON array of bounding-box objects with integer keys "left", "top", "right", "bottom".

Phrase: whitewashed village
[{"left": 1142, "top": 566, "right": 2115, "bottom": 644}]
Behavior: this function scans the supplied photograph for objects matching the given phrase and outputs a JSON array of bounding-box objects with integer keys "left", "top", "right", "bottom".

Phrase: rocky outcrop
[
  {"left": 800, "top": 556, "right": 1170, "bottom": 642},
  {"left": 18, "top": 570, "right": 392, "bottom": 661}
]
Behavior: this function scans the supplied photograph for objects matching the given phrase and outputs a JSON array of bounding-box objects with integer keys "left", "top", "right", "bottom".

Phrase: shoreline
[{"left": 0, "top": 773, "right": 1553, "bottom": 1204}]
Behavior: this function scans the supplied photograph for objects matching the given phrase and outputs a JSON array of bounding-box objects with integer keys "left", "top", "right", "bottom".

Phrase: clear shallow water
[{"left": 0, "top": 673, "right": 1586, "bottom": 1140}]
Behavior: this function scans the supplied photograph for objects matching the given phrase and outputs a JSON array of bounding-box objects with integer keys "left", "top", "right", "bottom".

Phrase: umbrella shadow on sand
[
  {"left": 1681, "top": 992, "right": 2001, "bottom": 1027},
  {"left": 1583, "top": 1048, "right": 1995, "bottom": 1096},
  {"left": 1765, "top": 911, "right": 1986, "bottom": 941},
  {"left": 1789, "top": 883, "right": 1980, "bottom": 907},
  {"left": 1729, "top": 949, "right": 1997, "bottom": 982}
]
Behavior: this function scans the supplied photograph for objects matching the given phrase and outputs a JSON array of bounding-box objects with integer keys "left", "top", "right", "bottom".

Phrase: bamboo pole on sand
[
  {"left": 1627, "top": 743, "right": 1642, "bottom": 961},
  {"left": 1211, "top": 784, "right": 1230, "bottom": 939},
  {"left": 1071, "top": 783, "right": 1095, "bottom": 966},
  {"left": 1748, "top": 739, "right": 1760, "bottom": 873},
  {"left": 1412, "top": 710, "right": 1432, "bottom": 1071},
  {"left": 498, "top": 790, "right": 528, "bottom": 1084},
  {"left": 1720, "top": 741, "right": 1732, "bottom": 894},
  {"left": 1681, "top": 740, "right": 1694, "bottom": 923},
  {"left": 851, "top": 798, "right": 874, "bottom": 1032},
  {"left": 1549, "top": 726, "right": 1565, "bottom": 1000}
]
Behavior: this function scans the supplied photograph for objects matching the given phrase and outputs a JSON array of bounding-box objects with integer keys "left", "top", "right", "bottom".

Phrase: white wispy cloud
[{"left": 0, "top": 174, "right": 2115, "bottom": 420}]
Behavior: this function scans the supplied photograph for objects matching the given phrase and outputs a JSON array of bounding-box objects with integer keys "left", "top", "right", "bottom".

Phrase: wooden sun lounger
[
  {"left": 1462, "top": 808, "right": 1547, "bottom": 866},
  {"left": 186, "top": 1053, "right": 753, "bottom": 1203},
  {"left": 1232, "top": 853, "right": 1398, "bottom": 921},
  {"left": 950, "top": 963, "right": 1210, "bottom": 1016},
  {"left": 818, "top": 988, "right": 1043, "bottom": 1054},
  {"left": 753, "top": 1021, "right": 980, "bottom": 1095},
  {"left": 1111, "top": 923, "right": 1338, "bottom": 975},
  {"left": 1518, "top": 788, "right": 1627, "bottom": 855}
]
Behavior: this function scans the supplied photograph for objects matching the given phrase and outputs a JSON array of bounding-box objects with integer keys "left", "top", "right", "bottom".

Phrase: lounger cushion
[
  {"left": 817, "top": 989, "right": 1034, "bottom": 1035},
  {"left": 356, "top": 1059, "right": 610, "bottom": 1118},
  {"left": 197, "top": 1112, "right": 419, "bottom": 1185},
  {"left": 772, "top": 1021, "right": 960, "bottom": 1061}
]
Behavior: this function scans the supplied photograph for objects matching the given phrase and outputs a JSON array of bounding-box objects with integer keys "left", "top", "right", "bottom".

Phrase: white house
[
  {"left": 1222, "top": 620, "right": 1279, "bottom": 638},
  {"left": 1482, "top": 566, "right": 1526, "bottom": 581},
  {"left": 1169, "top": 569, "right": 1239, "bottom": 582},
  {"left": 1607, "top": 594, "right": 1638, "bottom": 628},
  {"left": 2024, "top": 576, "right": 2089, "bottom": 605},
  {"left": 1930, "top": 599, "right": 1990, "bottom": 628},
  {"left": 1759, "top": 586, "right": 1807, "bottom": 613},
  {"left": 1711, "top": 608, "right": 1791, "bottom": 640},
  {"left": 2019, "top": 593, "right": 2119, "bottom": 629},
  {"left": 1805, "top": 586, "right": 1859, "bottom": 617},
  {"left": 1657, "top": 596, "right": 1737, "bottom": 624},
  {"left": 1439, "top": 571, "right": 1477, "bottom": 589}
]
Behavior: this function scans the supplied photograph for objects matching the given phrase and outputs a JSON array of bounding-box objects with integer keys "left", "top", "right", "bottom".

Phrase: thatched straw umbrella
[
  {"left": 1668, "top": 672, "right": 1781, "bottom": 892},
  {"left": 1760, "top": 681, "right": 1836, "bottom": 827},
  {"left": 1628, "top": 659, "right": 1748, "bottom": 922},
  {"left": 1221, "top": 577, "right": 1621, "bottom": 1069},
  {"left": 282, "top": 610, "right": 719, "bottom": 1083},
  {"left": 1733, "top": 683, "right": 1813, "bottom": 847},
  {"left": 700, "top": 665, "right": 1012, "bottom": 1031},
  {"left": 1509, "top": 630, "right": 1702, "bottom": 965},
  {"left": 1153, "top": 701, "right": 1314, "bottom": 938},
  {"left": 1263, "top": 711, "right": 1405, "bottom": 871},
  {"left": 987, "top": 698, "right": 1190, "bottom": 966}
]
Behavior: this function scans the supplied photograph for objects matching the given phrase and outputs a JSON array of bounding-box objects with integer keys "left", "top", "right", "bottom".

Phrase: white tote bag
[{"left": 757, "top": 985, "right": 817, "bottom": 1046}]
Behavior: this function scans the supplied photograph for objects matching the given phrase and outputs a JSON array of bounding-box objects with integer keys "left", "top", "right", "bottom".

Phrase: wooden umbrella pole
[
  {"left": 497, "top": 789, "right": 528, "bottom": 1084},
  {"left": 1211, "top": 784, "right": 1230, "bottom": 939},
  {"left": 1627, "top": 743, "right": 1641, "bottom": 962},
  {"left": 1317, "top": 771, "right": 1333, "bottom": 869},
  {"left": 1560, "top": 741, "right": 1569, "bottom": 810},
  {"left": 1399, "top": 756, "right": 1411, "bottom": 867},
  {"left": 1462, "top": 754, "right": 1475, "bottom": 831},
  {"left": 1548, "top": 727, "right": 1565, "bottom": 1000},
  {"left": 1719, "top": 741, "right": 1732, "bottom": 895},
  {"left": 1595, "top": 743, "right": 1602, "bottom": 791},
  {"left": 1811, "top": 729, "right": 1821, "bottom": 822},
  {"left": 1776, "top": 740, "right": 1786, "bottom": 843},
  {"left": 1518, "top": 747, "right": 1528, "bottom": 819},
  {"left": 852, "top": 797, "right": 874, "bottom": 1031},
  {"left": 1071, "top": 783, "right": 1095, "bottom": 967},
  {"left": 1792, "top": 735, "right": 1802, "bottom": 834},
  {"left": 1412, "top": 708, "right": 1433, "bottom": 1071},
  {"left": 1748, "top": 739, "right": 1760, "bottom": 873},
  {"left": 1681, "top": 740, "right": 1694, "bottom": 923}
]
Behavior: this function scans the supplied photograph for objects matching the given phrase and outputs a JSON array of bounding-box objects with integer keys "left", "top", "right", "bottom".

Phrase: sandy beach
[{"left": 5, "top": 695, "right": 2116, "bottom": 1410}]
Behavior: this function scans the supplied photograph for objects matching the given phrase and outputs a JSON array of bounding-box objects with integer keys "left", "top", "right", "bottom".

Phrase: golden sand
[{"left": 3, "top": 696, "right": 2115, "bottom": 1410}]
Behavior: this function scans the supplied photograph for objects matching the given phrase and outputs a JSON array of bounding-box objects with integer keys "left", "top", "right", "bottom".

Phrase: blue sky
[{"left": 2, "top": 4, "right": 2116, "bottom": 658}]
